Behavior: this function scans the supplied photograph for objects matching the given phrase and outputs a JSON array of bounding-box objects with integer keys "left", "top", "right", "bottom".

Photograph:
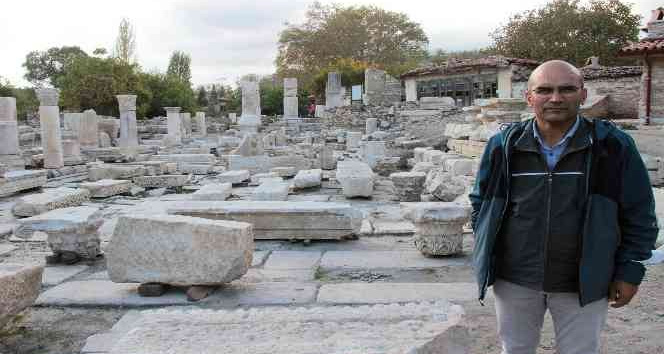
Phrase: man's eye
[
  {"left": 535, "top": 88, "right": 552, "bottom": 94},
  {"left": 560, "top": 87, "right": 578, "bottom": 94}
]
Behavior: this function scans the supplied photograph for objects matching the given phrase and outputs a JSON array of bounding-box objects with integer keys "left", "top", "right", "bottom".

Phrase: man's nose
[{"left": 549, "top": 90, "right": 564, "bottom": 102}]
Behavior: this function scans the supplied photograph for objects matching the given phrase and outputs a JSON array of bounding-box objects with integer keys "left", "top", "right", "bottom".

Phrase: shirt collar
[{"left": 533, "top": 116, "right": 580, "bottom": 149}]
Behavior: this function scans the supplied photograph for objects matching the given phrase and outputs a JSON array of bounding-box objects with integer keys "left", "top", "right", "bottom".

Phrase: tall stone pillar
[
  {"left": 117, "top": 95, "right": 139, "bottom": 153},
  {"left": 79, "top": 109, "right": 99, "bottom": 148},
  {"left": 325, "top": 72, "right": 344, "bottom": 109},
  {"left": 181, "top": 112, "right": 192, "bottom": 139},
  {"left": 36, "top": 89, "right": 64, "bottom": 169},
  {"left": 0, "top": 97, "right": 23, "bottom": 169},
  {"left": 365, "top": 118, "right": 378, "bottom": 135},
  {"left": 164, "top": 107, "right": 182, "bottom": 146},
  {"left": 195, "top": 112, "right": 206, "bottom": 137},
  {"left": 283, "top": 78, "right": 299, "bottom": 122},
  {"left": 239, "top": 75, "right": 261, "bottom": 133}
]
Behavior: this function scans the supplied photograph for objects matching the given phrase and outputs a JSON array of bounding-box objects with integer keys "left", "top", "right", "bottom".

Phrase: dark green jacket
[{"left": 469, "top": 117, "right": 658, "bottom": 306}]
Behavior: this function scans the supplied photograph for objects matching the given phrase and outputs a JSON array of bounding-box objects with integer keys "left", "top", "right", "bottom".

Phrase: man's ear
[
  {"left": 580, "top": 87, "right": 588, "bottom": 105},
  {"left": 525, "top": 89, "right": 534, "bottom": 107}
]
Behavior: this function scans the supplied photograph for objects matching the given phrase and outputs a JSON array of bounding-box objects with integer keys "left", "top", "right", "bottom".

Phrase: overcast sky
[{"left": 1, "top": 0, "right": 660, "bottom": 88}]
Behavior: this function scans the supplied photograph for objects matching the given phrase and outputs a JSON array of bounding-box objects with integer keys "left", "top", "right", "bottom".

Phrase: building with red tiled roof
[{"left": 618, "top": 7, "right": 664, "bottom": 124}]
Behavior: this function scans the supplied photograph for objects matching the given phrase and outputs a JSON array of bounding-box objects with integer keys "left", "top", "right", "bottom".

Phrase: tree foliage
[
  {"left": 196, "top": 86, "right": 208, "bottom": 107},
  {"left": 113, "top": 18, "right": 136, "bottom": 64},
  {"left": 0, "top": 76, "right": 12, "bottom": 96},
  {"left": 310, "top": 58, "right": 369, "bottom": 97},
  {"left": 167, "top": 51, "right": 192, "bottom": 84},
  {"left": 141, "top": 72, "right": 196, "bottom": 118},
  {"left": 490, "top": 0, "right": 640, "bottom": 66},
  {"left": 0, "top": 77, "right": 39, "bottom": 121},
  {"left": 276, "top": 2, "right": 428, "bottom": 87},
  {"left": 23, "top": 46, "right": 88, "bottom": 87}
]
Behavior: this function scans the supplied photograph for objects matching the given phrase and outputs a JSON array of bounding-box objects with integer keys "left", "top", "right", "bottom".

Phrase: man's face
[{"left": 526, "top": 64, "right": 587, "bottom": 124}]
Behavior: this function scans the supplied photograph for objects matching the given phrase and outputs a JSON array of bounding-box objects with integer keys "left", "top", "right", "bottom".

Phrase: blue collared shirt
[{"left": 533, "top": 117, "right": 580, "bottom": 170}]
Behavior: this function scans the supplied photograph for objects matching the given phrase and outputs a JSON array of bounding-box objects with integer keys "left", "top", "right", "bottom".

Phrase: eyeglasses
[{"left": 531, "top": 86, "right": 581, "bottom": 96}]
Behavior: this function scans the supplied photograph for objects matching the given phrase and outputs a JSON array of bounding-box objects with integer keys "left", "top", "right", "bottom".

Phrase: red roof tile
[
  {"left": 619, "top": 38, "right": 664, "bottom": 56},
  {"left": 400, "top": 55, "right": 540, "bottom": 78}
]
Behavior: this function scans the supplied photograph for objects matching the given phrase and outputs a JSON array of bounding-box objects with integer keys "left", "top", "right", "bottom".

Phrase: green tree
[
  {"left": 259, "top": 76, "right": 283, "bottom": 116},
  {"left": 23, "top": 46, "right": 88, "bottom": 87},
  {"left": 310, "top": 58, "right": 369, "bottom": 97},
  {"left": 0, "top": 76, "right": 12, "bottom": 96},
  {"left": 13, "top": 88, "right": 39, "bottom": 121},
  {"left": 209, "top": 84, "right": 218, "bottom": 106},
  {"left": 141, "top": 71, "right": 196, "bottom": 118},
  {"left": 490, "top": 0, "right": 640, "bottom": 66},
  {"left": 276, "top": 2, "right": 428, "bottom": 88},
  {"left": 113, "top": 18, "right": 136, "bottom": 64},
  {"left": 196, "top": 86, "right": 208, "bottom": 107},
  {"left": 167, "top": 50, "right": 192, "bottom": 84},
  {"left": 224, "top": 85, "right": 241, "bottom": 114}
]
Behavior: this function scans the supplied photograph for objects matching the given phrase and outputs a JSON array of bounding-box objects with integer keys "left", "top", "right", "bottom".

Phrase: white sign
[{"left": 351, "top": 85, "right": 362, "bottom": 100}]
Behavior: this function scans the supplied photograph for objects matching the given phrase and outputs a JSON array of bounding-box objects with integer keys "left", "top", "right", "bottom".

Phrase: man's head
[{"left": 526, "top": 60, "right": 587, "bottom": 124}]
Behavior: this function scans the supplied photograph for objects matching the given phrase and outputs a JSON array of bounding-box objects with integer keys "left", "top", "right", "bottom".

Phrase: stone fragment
[
  {"left": 390, "top": 172, "right": 426, "bottom": 202},
  {"left": 293, "top": 169, "right": 322, "bottom": 189},
  {"left": 401, "top": 202, "right": 471, "bottom": 256},
  {"left": 422, "top": 150, "right": 445, "bottom": 165},
  {"left": 252, "top": 181, "right": 290, "bottom": 201},
  {"left": 362, "top": 141, "right": 386, "bottom": 168},
  {"left": 346, "top": 132, "right": 362, "bottom": 150},
  {"left": 191, "top": 183, "right": 232, "bottom": 201},
  {"left": 14, "top": 206, "right": 103, "bottom": 258},
  {"left": 365, "top": 118, "right": 378, "bottom": 135},
  {"left": 413, "top": 147, "right": 433, "bottom": 163},
  {"left": 107, "top": 215, "right": 253, "bottom": 285},
  {"left": 270, "top": 166, "right": 297, "bottom": 178},
  {"left": 0, "top": 170, "right": 47, "bottom": 197},
  {"left": 168, "top": 201, "right": 360, "bottom": 240},
  {"left": 88, "top": 163, "right": 146, "bottom": 181},
  {"left": 105, "top": 301, "right": 466, "bottom": 354},
  {"left": 132, "top": 175, "right": 189, "bottom": 188},
  {"left": 0, "top": 263, "right": 43, "bottom": 329},
  {"left": 335, "top": 161, "right": 374, "bottom": 198},
  {"left": 411, "top": 162, "right": 435, "bottom": 174},
  {"left": 424, "top": 169, "right": 468, "bottom": 202},
  {"left": 445, "top": 158, "right": 476, "bottom": 177},
  {"left": 218, "top": 170, "right": 250, "bottom": 185},
  {"left": 12, "top": 187, "right": 91, "bottom": 217},
  {"left": 249, "top": 172, "right": 279, "bottom": 186},
  {"left": 164, "top": 107, "right": 182, "bottom": 145},
  {"left": 232, "top": 133, "right": 264, "bottom": 156},
  {"left": 320, "top": 144, "right": 337, "bottom": 170},
  {"left": 80, "top": 179, "right": 131, "bottom": 198}
]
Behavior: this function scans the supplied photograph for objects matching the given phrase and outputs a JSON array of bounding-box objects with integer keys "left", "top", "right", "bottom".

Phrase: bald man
[{"left": 470, "top": 60, "right": 657, "bottom": 354}]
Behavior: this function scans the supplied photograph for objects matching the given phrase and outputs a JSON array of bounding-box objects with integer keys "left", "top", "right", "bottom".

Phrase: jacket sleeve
[
  {"left": 469, "top": 135, "right": 500, "bottom": 232},
  {"left": 614, "top": 134, "right": 659, "bottom": 285}
]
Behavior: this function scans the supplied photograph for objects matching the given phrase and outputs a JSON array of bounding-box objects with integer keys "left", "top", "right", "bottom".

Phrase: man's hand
[{"left": 609, "top": 281, "right": 639, "bottom": 308}]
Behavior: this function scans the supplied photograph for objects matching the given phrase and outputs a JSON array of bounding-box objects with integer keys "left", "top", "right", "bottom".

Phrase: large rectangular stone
[
  {"left": 335, "top": 161, "right": 374, "bottom": 197},
  {"left": 12, "top": 187, "right": 91, "bottom": 217},
  {"left": 104, "top": 300, "right": 465, "bottom": 354},
  {"left": 317, "top": 282, "right": 478, "bottom": 304},
  {"left": 107, "top": 215, "right": 254, "bottom": 285},
  {"left": 168, "top": 201, "right": 360, "bottom": 240},
  {"left": 0, "top": 263, "right": 43, "bottom": 328},
  {"left": 217, "top": 170, "right": 250, "bottom": 185},
  {"left": 191, "top": 183, "right": 232, "bottom": 201},
  {"left": 132, "top": 175, "right": 189, "bottom": 188},
  {"left": 0, "top": 170, "right": 47, "bottom": 197},
  {"left": 252, "top": 181, "right": 289, "bottom": 201},
  {"left": 80, "top": 179, "right": 131, "bottom": 198}
]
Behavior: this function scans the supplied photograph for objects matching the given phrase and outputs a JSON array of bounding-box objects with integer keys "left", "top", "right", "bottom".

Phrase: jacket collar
[{"left": 512, "top": 117, "right": 592, "bottom": 153}]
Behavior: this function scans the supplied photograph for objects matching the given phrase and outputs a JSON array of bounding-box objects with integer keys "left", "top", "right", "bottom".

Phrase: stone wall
[
  {"left": 585, "top": 76, "right": 641, "bottom": 119},
  {"left": 642, "top": 57, "right": 664, "bottom": 120}
]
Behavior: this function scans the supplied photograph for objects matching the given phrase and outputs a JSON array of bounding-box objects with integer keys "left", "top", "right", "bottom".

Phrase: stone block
[
  {"left": 335, "top": 161, "right": 374, "bottom": 198},
  {"left": 12, "top": 187, "right": 91, "bottom": 217},
  {"left": 252, "top": 181, "right": 290, "bottom": 201},
  {"left": 390, "top": 171, "right": 426, "bottom": 202},
  {"left": 270, "top": 166, "right": 297, "bottom": 178},
  {"left": 168, "top": 201, "right": 360, "bottom": 240},
  {"left": 218, "top": 170, "right": 250, "bottom": 185},
  {"left": 80, "top": 179, "right": 131, "bottom": 198},
  {"left": 107, "top": 215, "right": 254, "bottom": 285},
  {"left": 132, "top": 175, "right": 189, "bottom": 188},
  {"left": 422, "top": 150, "right": 445, "bottom": 165},
  {"left": 191, "top": 183, "right": 232, "bottom": 201},
  {"left": 293, "top": 169, "right": 322, "bottom": 189},
  {"left": 88, "top": 164, "right": 146, "bottom": 181},
  {"left": 249, "top": 172, "right": 279, "bottom": 186},
  {"left": 401, "top": 202, "right": 471, "bottom": 256},
  {"left": 227, "top": 155, "right": 271, "bottom": 173},
  {"left": 104, "top": 301, "right": 466, "bottom": 354},
  {"left": 445, "top": 158, "right": 476, "bottom": 176},
  {"left": 0, "top": 263, "right": 43, "bottom": 329},
  {"left": 15, "top": 206, "right": 103, "bottom": 258},
  {"left": 0, "top": 170, "right": 47, "bottom": 197}
]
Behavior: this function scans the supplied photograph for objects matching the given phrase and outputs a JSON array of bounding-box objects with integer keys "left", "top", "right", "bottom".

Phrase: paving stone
[
  {"left": 317, "top": 282, "right": 478, "bottom": 304},
  {"left": 241, "top": 268, "right": 316, "bottom": 283},
  {"left": 42, "top": 265, "right": 89, "bottom": 286},
  {"left": 263, "top": 251, "right": 322, "bottom": 269},
  {"left": 81, "top": 332, "right": 122, "bottom": 353},
  {"left": 105, "top": 300, "right": 466, "bottom": 354},
  {"left": 319, "top": 251, "right": 469, "bottom": 270}
]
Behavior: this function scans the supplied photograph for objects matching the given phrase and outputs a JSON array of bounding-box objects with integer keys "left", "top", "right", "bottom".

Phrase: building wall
[
  {"left": 497, "top": 68, "right": 512, "bottom": 98},
  {"left": 405, "top": 79, "right": 417, "bottom": 102},
  {"left": 511, "top": 81, "right": 527, "bottom": 99},
  {"left": 585, "top": 76, "right": 640, "bottom": 119},
  {"left": 649, "top": 57, "right": 664, "bottom": 120}
]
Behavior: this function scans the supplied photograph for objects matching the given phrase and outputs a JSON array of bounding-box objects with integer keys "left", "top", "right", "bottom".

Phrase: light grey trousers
[{"left": 493, "top": 279, "right": 608, "bottom": 354}]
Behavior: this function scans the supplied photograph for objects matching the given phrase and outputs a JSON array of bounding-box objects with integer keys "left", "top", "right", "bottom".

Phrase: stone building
[
  {"left": 619, "top": 7, "right": 664, "bottom": 124},
  {"left": 580, "top": 57, "right": 642, "bottom": 119},
  {"left": 400, "top": 55, "right": 540, "bottom": 105}
]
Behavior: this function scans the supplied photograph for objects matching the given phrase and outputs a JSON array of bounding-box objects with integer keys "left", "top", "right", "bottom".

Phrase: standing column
[
  {"left": 164, "top": 107, "right": 182, "bottom": 145},
  {"left": 283, "top": 78, "right": 299, "bottom": 123},
  {"left": 0, "top": 97, "right": 23, "bottom": 169},
  {"left": 195, "top": 112, "right": 206, "bottom": 137},
  {"left": 325, "top": 72, "right": 344, "bottom": 109},
  {"left": 239, "top": 75, "right": 261, "bottom": 133},
  {"left": 36, "top": 89, "right": 64, "bottom": 169},
  {"left": 117, "top": 95, "right": 139, "bottom": 152},
  {"left": 181, "top": 112, "right": 192, "bottom": 139},
  {"left": 79, "top": 109, "right": 99, "bottom": 149}
]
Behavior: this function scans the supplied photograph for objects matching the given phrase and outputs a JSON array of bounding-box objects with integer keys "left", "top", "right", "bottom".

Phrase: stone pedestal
[
  {"left": 0, "top": 97, "right": 23, "bottom": 170},
  {"left": 362, "top": 140, "right": 386, "bottom": 168},
  {"left": 164, "top": 107, "right": 182, "bottom": 146},
  {"left": 320, "top": 144, "right": 336, "bottom": 170},
  {"left": 239, "top": 75, "right": 261, "bottom": 133},
  {"left": 401, "top": 202, "right": 470, "bottom": 256},
  {"left": 346, "top": 132, "right": 362, "bottom": 151},
  {"left": 181, "top": 112, "right": 192, "bottom": 139},
  {"left": 283, "top": 78, "right": 299, "bottom": 121},
  {"left": 336, "top": 161, "right": 374, "bottom": 198},
  {"left": 325, "top": 72, "right": 344, "bottom": 109},
  {"left": 195, "top": 112, "right": 206, "bottom": 136},
  {"left": 365, "top": 118, "right": 378, "bottom": 135},
  {"left": 36, "top": 89, "right": 64, "bottom": 169},
  {"left": 62, "top": 130, "right": 84, "bottom": 165},
  {"left": 390, "top": 172, "right": 426, "bottom": 202},
  {"left": 118, "top": 95, "right": 139, "bottom": 153},
  {"left": 79, "top": 109, "right": 99, "bottom": 148}
]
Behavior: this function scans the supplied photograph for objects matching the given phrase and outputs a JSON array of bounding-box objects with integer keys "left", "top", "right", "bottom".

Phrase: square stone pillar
[
  {"left": 239, "top": 75, "right": 261, "bottom": 133},
  {"left": 117, "top": 95, "right": 139, "bottom": 154},
  {"left": 181, "top": 112, "right": 192, "bottom": 139},
  {"left": 325, "top": 72, "right": 344, "bottom": 109},
  {"left": 283, "top": 78, "right": 299, "bottom": 122},
  {"left": 79, "top": 109, "right": 99, "bottom": 148},
  {"left": 164, "top": 107, "right": 182, "bottom": 146},
  {"left": 62, "top": 130, "right": 83, "bottom": 165},
  {"left": 36, "top": 89, "right": 64, "bottom": 169},
  {"left": 0, "top": 97, "right": 23, "bottom": 170},
  {"left": 195, "top": 112, "right": 207, "bottom": 137}
]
